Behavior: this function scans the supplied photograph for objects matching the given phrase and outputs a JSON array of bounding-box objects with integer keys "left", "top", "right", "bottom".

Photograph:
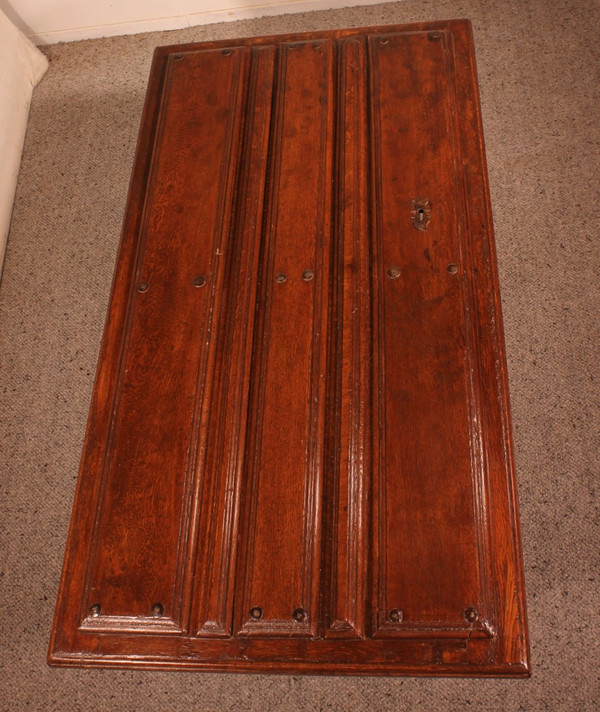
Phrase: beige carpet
[{"left": 1, "top": 0, "right": 598, "bottom": 709}]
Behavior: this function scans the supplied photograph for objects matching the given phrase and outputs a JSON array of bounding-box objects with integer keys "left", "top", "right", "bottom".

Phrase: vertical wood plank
[
  {"left": 325, "top": 37, "right": 370, "bottom": 639},
  {"left": 80, "top": 47, "right": 247, "bottom": 630},
  {"left": 235, "top": 39, "right": 334, "bottom": 637},
  {"left": 368, "top": 31, "right": 489, "bottom": 637},
  {"left": 192, "top": 45, "right": 276, "bottom": 637}
]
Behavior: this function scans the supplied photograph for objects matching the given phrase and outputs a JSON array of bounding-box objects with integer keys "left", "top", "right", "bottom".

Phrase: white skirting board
[
  {"left": 7, "top": 0, "right": 386, "bottom": 45},
  {"left": 0, "top": 10, "right": 48, "bottom": 280}
]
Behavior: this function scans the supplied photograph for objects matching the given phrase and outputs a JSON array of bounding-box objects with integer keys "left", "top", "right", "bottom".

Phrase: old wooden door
[{"left": 49, "top": 20, "right": 529, "bottom": 675}]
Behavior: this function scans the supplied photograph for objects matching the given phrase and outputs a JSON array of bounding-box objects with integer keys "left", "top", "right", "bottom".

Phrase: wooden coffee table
[{"left": 49, "top": 20, "right": 529, "bottom": 675}]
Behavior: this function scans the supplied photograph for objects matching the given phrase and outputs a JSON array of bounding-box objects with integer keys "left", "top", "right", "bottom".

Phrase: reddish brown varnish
[{"left": 49, "top": 20, "right": 530, "bottom": 675}]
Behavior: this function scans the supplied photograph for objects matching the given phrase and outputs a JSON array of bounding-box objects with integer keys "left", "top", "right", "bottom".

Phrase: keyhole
[{"left": 411, "top": 199, "right": 430, "bottom": 231}]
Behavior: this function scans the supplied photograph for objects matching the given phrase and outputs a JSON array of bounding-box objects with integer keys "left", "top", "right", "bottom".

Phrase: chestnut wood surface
[{"left": 48, "top": 19, "right": 530, "bottom": 675}]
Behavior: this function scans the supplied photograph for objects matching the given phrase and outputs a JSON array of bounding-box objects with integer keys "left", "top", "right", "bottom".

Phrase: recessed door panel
[
  {"left": 368, "top": 32, "right": 488, "bottom": 637},
  {"left": 79, "top": 48, "right": 247, "bottom": 632},
  {"left": 235, "top": 40, "right": 333, "bottom": 638}
]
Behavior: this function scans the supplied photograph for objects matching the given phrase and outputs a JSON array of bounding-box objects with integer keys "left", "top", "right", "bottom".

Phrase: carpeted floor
[{"left": 1, "top": 1, "right": 598, "bottom": 709}]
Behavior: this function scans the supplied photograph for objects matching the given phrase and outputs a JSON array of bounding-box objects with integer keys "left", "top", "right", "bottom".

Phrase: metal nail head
[
  {"left": 292, "top": 608, "right": 307, "bottom": 623},
  {"left": 464, "top": 607, "right": 479, "bottom": 623}
]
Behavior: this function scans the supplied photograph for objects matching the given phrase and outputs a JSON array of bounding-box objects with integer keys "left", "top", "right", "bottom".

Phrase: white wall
[
  {"left": 0, "top": 8, "right": 47, "bottom": 279},
  {"left": 1, "top": 0, "right": 384, "bottom": 44}
]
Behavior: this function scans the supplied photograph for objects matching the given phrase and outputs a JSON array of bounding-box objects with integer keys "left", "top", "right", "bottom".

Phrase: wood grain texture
[
  {"left": 191, "top": 44, "right": 276, "bottom": 639},
  {"left": 368, "top": 30, "right": 490, "bottom": 638},
  {"left": 325, "top": 37, "right": 370, "bottom": 639},
  {"left": 49, "top": 20, "right": 530, "bottom": 675},
  {"left": 234, "top": 39, "right": 333, "bottom": 638}
]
